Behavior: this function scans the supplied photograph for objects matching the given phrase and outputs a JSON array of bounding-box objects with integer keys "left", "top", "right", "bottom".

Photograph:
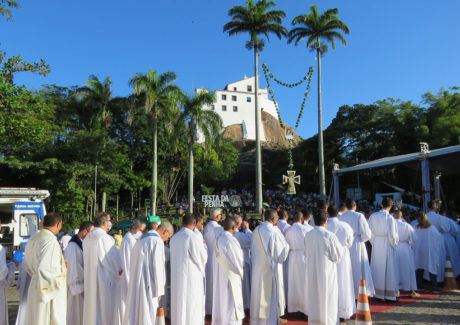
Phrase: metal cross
[{"left": 283, "top": 170, "right": 300, "bottom": 195}]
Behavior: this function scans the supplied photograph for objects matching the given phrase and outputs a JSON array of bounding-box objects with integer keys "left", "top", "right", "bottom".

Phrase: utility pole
[{"left": 93, "top": 163, "right": 98, "bottom": 219}]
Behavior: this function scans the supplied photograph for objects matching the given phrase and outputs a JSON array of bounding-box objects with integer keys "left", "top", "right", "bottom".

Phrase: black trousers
[{"left": 416, "top": 268, "right": 438, "bottom": 290}]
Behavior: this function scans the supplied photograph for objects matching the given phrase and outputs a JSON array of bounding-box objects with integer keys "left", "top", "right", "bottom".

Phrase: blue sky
[{"left": 2, "top": 0, "right": 459, "bottom": 139}]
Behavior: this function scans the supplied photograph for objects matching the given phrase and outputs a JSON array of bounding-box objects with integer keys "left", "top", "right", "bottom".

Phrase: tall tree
[
  {"left": 223, "top": 0, "right": 287, "bottom": 213},
  {"left": 0, "top": 0, "right": 19, "bottom": 21},
  {"left": 129, "top": 69, "right": 179, "bottom": 216},
  {"left": 288, "top": 4, "right": 349, "bottom": 198},
  {"left": 75, "top": 75, "right": 113, "bottom": 130},
  {"left": 180, "top": 92, "right": 222, "bottom": 213}
]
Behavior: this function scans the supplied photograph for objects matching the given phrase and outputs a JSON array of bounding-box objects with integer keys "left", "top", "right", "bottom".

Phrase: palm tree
[
  {"left": 180, "top": 92, "right": 222, "bottom": 213},
  {"left": 76, "top": 75, "right": 113, "bottom": 130},
  {"left": 129, "top": 69, "right": 179, "bottom": 216},
  {"left": 224, "top": 0, "right": 287, "bottom": 214},
  {"left": 287, "top": 4, "right": 349, "bottom": 198}
]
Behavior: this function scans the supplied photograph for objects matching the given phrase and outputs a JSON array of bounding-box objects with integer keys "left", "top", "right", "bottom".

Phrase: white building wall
[{"left": 196, "top": 76, "right": 278, "bottom": 142}]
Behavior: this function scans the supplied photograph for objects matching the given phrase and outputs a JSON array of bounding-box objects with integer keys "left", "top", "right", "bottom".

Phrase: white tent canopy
[{"left": 336, "top": 145, "right": 460, "bottom": 175}]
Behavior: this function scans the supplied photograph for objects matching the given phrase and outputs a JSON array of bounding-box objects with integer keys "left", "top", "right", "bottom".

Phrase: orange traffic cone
[
  {"left": 443, "top": 257, "right": 459, "bottom": 292},
  {"left": 355, "top": 279, "right": 372, "bottom": 325},
  {"left": 156, "top": 307, "right": 165, "bottom": 325}
]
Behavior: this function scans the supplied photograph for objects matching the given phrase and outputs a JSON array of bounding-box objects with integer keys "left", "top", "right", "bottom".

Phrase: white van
[{"left": 0, "top": 187, "right": 49, "bottom": 263}]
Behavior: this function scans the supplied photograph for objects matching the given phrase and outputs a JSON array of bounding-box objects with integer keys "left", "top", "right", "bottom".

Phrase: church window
[
  {"left": 247, "top": 97, "right": 251, "bottom": 102},
  {"left": 222, "top": 105, "right": 227, "bottom": 111},
  {"left": 233, "top": 106, "right": 238, "bottom": 112},
  {"left": 232, "top": 95, "right": 237, "bottom": 101},
  {"left": 211, "top": 105, "right": 215, "bottom": 111},
  {"left": 233, "top": 87, "right": 237, "bottom": 91},
  {"left": 247, "top": 85, "right": 252, "bottom": 92},
  {"left": 222, "top": 94, "right": 227, "bottom": 100}
]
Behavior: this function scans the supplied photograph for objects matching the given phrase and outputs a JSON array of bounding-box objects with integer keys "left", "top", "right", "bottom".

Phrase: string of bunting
[{"left": 262, "top": 62, "right": 314, "bottom": 169}]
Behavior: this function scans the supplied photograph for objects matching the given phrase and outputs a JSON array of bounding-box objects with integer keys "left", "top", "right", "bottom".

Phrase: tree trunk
[
  {"left": 317, "top": 47, "right": 326, "bottom": 198},
  {"left": 151, "top": 117, "right": 158, "bottom": 216},
  {"left": 254, "top": 47, "right": 263, "bottom": 215},
  {"left": 188, "top": 118, "right": 194, "bottom": 213}
]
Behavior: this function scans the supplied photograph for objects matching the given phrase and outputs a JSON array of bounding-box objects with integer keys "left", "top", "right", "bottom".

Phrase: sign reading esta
[{"left": 202, "top": 195, "right": 229, "bottom": 207}]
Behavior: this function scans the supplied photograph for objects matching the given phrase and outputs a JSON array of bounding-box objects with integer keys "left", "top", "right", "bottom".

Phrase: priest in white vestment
[
  {"left": 15, "top": 261, "right": 30, "bottom": 325},
  {"left": 284, "top": 210, "right": 312, "bottom": 313},
  {"left": 250, "top": 209, "right": 290, "bottom": 325},
  {"left": 232, "top": 214, "right": 253, "bottom": 310},
  {"left": 203, "top": 207, "right": 224, "bottom": 315},
  {"left": 123, "top": 222, "right": 174, "bottom": 325},
  {"left": 0, "top": 234, "right": 16, "bottom": 325},
  {"left": 83, "top": 212, "right": 122, "bottom": 325},
  {"left": 212, "top": 218, "right": 245, "bottom": 325},
  {"left": 64, "top": 221, "right": 94, "bottom": 325},
  {"left": 368, "top": 197, "right": 399, "bottom": 301},
  {"left": 119, "top": 220, "right": 145, "bottom": 323},
  {"left": 304, "top": 210, "right": 343, "bottom": 325},
  {"left": 339, "top": 198, "right": 375, "bottom": 298},
  {"left": 24, "top": 213, "right": 67, "bottom": 325},
  {"left": 413, "top": 211, "right": 441, "bottom": 291},
  {"left": 277, "top": 209, "right": 290, "bottom": 235},
  {"left": 326, "top": 206, "right": 356, "bottom": 320},
  {"left": 393, "top": 210, "right": 418, "bottom": 296},
  {"left": 170, "top": 214, "right": 208, "bottom": 325}
]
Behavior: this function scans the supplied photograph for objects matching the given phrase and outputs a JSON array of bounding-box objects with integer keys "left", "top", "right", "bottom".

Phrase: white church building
[{"left": 196, "top": 76, "right": 279, "bottom": 141}]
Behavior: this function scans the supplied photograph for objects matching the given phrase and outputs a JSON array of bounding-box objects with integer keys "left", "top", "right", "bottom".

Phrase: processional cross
[{"left": 283, "top": 170, "right": 300, "bottom": 195}]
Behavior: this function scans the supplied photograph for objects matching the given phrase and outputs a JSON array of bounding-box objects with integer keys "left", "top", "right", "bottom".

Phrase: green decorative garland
[{"left": 262, "top": 62, "right": 314, "bottom": 170}]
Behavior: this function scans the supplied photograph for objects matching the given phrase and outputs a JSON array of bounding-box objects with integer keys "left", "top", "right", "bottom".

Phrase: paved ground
[{"left": 7, "top": 287, "right": 460, "bottom": 324}]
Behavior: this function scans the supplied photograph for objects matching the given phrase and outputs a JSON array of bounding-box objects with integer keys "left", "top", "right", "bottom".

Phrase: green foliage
[
  {"left": 0, "top": 0, "right": 19, "bottom": 21},
  {"left": 223, "top": 0, "right": 287, "bottom": 51}
]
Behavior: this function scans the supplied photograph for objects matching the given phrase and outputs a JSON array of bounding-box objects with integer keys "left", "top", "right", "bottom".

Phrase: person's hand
[
  {"left": 242, "top": 221, "right": 249, "bottom": 230},
  {"left": 65, "top": 260, "right": 69, "bottom": 269},
  {"left": 158, "top": 296, "right": 162, "bottom": 303}
]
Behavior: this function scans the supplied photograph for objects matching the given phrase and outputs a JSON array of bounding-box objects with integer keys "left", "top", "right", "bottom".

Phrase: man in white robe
[
  {"left": 277, "top": 209, "right": 290, "bottom": 235},
  {"left": 339, "top": 198, "right": 375, "bottom": 297},
  {"left": 368, "top": 197, "right": 399, "bottom": 301},
  {"left": 284, "top": 210, "right": 312, "bottom": 313},
  {"left": 170, "top": 214, "right": 208, "bottom": 325},
  {"left": 0, "top": 226, "right": 16, "bottom": 325},
  {"left": 393, "top": 210, "right": 419, "bottom": 296},
  {"left": 24, "top": 212, "right": 67, "bottom": 325},
  {"left": 304, "top": 210, "right": 343, "bottom": 325},
  {"left": 427, "top": 200, "right": 460, "bottom": 281},
  {"left": 64, "top": 221, "right": 94, "bottom": 325},
  {"left": 119, "top": 220, "right": 145, "bottom": 323},
  {"left": 326, "top": 206, "right": 356, "bottom": 320},
  {"left": 15, "top": 261, "right": 30, "bottom": 325},
  {"left": 59, "top": 231, "right": 72, "bottom": 251},
  {"left": 250, "top": 209, "right": 290, "bottom": 325},
  {"left": 203, "top": 207, "right": 224, "bottom": 315},
  {"left": 232, "top": 214, "right": 253, "bottom": 311},
  {"left": 212, "top": 217, "right": 245, "bottom": 325},
  {"left": 83, "top": 212, "right": 122, "bottom": 325},
  {"left": 123, "top": 222, "right": 174, "bottom": 325}
]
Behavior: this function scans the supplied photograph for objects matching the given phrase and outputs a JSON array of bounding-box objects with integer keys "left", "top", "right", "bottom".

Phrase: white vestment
[
  {"left": 119, "top": 231, "right": 137, "bottom": 323},
  {"left": 414, "top": 226, "right": 441, "bottom": 275},
  {"left": 277, "top": 219, "right": 290, "bottom": 235},
  {"left": 368, "top": 210, "right": 399, "bottom": 301},
  {"left": 0, "top": 244, "right": 15, "bottom": 325},
  {"left": 233, "top": 229, "right": 253, "bottom": 309},
  {"left": 159, "top": 246, "right": 171, "bottom": 317},
  {"left": 83, "top": 227, "right": 122, "bottom": 325},
  {"left": 64, "top": 240, "right": 84, "bottom": 325},
  {"left": 170, "top": 227, "right": 208, "bottom": 325},
  {"left": 426, "top": 211, "right": 449, "bottom": 281},
  {"left": 203, "top": 220, "right": 224, "bottom": 314},
  {"left": 24, "top": 229, "right": 67, "bottom": 325},
  {"left": 339, "top": 210, "right": 375, "bottom": 297},
  {"left": 326, "top": 218, "right": 356, "bottom": 319},
  {"left": 123, "top": 230, "right": 165, "bottom": 325},
  {"left": 15, "top": 262, "right": 30, "bottom": 325},
  {"left": 212, "top": 231, "right": 245, "bottom": 325},
  {"left": 304, "top": 227, "right": 343, "bottom": 325},
  {"left": 395, "top": 219, "right": 417, "bottom": 291},
  {"left": 442, "top": 217, "right": 460, "bottom": 278},
  {"left": 60, "top": 234, "right": 72, "bottom": 251},
  {"left": 250, "top": 222, "right": 289, "bottom": 325},
  {"left": 284, "top": 222, "right": 312, "bottom": 313}
]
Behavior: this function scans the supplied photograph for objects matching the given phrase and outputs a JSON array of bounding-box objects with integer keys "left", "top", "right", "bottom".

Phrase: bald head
[{"left": 157, "top": 221, "right": 174, "bottom": 242}]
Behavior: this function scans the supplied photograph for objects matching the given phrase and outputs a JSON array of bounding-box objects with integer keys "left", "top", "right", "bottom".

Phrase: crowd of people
[{"left": 0, "top": 196, "right": 459, "bottom": 325}]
